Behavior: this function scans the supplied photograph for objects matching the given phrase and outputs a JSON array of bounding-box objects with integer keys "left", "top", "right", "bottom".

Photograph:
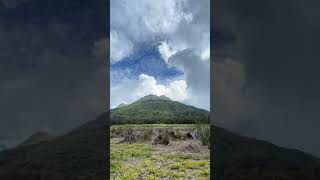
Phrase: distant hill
[
  {"left": 0, "top": 113, "right": 107, "bottom": 180},
  {"left": 111, "top": 94, "right": 209, "bottom": 124},
  {"left": 0, "top": 144, "right": 6, "bottom": 151},
  {"left": 213, "top": 126, "right": 320, "bottom": 179},
  {"left": 19, "top": 131, "right": 53, "bottom": 147},
  {"left": 0, "top": 112, "right": 319, "bottom": 179},
  {"left": 116, "top": 103, "right": 127, "bottom": 108}
]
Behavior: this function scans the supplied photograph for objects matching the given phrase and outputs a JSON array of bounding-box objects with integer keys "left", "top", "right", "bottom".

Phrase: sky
[
  {"left": 213, "top": 0, "right": 320, "bottom": 156},
  {"left": 1, "top": 0, "right": 319, "bottom": 159},
  {"left": 110, "top": 0, "right": 210, "bottom": 110},
  {"left": 0, "top": 0, "right": 108, "bottom": 149}
]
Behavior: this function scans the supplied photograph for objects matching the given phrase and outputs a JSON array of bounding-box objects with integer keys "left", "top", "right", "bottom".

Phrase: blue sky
[
  {"left": 111, "top": 42, "right": 182, "bottom": 84},
  {"left": 110, "top": 0, "right": 210, "bottom": 110}
]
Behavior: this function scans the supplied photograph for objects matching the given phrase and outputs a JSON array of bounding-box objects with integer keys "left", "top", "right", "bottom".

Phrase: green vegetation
[
  {"left": 110, "top": 141, "right": 210, "bottom": 179},
  {"left": 196, "top": 124, "right": 210, "bottom": 146},
  {"left": 110, "top": 95, "right": 210, "bottom": 179},
  {"left": 110, "top": 124, "right": 210, "bottom": 179},
  {"left": 111, "top": 95, "right": 209, "bottom": 124},
  {"left": 213, "top": 126, "right": 320, "bottom": 179},
  {"left": 112, "top": 123, "right": 196, "bottom": 129},
  {"left": 0, "top": 113, "right": 107, "bottom": 180}
]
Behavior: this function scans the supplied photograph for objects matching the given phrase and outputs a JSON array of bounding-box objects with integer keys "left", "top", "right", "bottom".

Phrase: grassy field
[
  {"left": 112, "top": 124, "right": 196, "bottom": 128},
  {"left": 110, "top": 124, "right": 210, "bottom": 179}
]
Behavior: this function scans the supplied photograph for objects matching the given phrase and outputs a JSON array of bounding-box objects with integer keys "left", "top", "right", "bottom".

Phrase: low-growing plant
[
  {"left": 196, "top": 124, "right": 210, "bottom": 146},
  {"left": 198, "top": 169, "right": 210, "bottom": 176},
  {"left": 184, "top": 160, "right": 198, "bottom": 169},
  {"left": 170, "top": 162, "right": 183, "bottom": 170},
  {"left": 110, "top": 162, "right": 122, "bottom": 173}
]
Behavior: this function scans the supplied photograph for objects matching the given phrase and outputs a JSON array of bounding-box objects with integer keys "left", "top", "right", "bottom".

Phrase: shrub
[
  {"left": 140, "top": 128, "right": 153, "bottom": 141},
  {"left": 196, "top": 124, "right": 210, "bottom": 146},
  {"left": 168, "top": 130, "right": 183, "bottom": 140},
  {"left": 120, "top": 128, "right": 136, "bottom": 143},
  {"left": 152, "top": 129, "right": 170, "bottom": 145},
  {"left": 110, "top": 127, "right": 124, "bottom": 138}
]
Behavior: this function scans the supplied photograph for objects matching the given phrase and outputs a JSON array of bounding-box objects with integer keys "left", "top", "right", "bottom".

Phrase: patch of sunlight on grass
[
  {"left": 169, "top": 162, "right": 183, "bottom": 170},
  {"left": 110, "top": 143, "right": 156, "bottom": 161},
  {"left": 110, "top": 138, "right": 210, "bottom": 179}
]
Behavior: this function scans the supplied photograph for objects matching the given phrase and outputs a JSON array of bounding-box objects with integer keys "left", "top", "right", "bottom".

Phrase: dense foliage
[{"left": 110, "top": 95, "right": 209, "bottom": 124}]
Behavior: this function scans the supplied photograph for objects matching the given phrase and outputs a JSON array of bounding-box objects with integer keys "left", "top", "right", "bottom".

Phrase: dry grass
[{"left": 110, "top": 124, "right": 210, "bottom": 179}]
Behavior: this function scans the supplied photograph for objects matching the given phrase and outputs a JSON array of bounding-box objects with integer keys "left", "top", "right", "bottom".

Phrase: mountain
[
  {"left": 135, "top": 94, "right": 172, "bottom": 102},
  {"left": 0, "top": 144, "right": 6, "bottom": 151},
  {"left": 0, "top": 113, "right": 107, "bottom": 180},
  {"left": 19, "top": 131, "right": 53, "bottom": 147},
  {"left": 0, "top": 111, "right": 319, "bottom": 179},
  {"left": 111, "top": 94, "right": 209, "bottom": 124},
  {"left": 116, "top": 103, "right": 127, "bottom": 108},
  {"left": 213, "top": 126, "right": 320, "bottom": 179}
]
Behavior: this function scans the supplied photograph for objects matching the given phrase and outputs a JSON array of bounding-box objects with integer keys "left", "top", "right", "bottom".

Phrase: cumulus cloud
[
  {"left": 158, "top": 41, "right": 178, "bottom": 63},
  {"left": 214, "top": 0, "right": 320, "bottom": 156},
  {"left": 110, "top": 30, "right": 133, "bottom": 63},
  {"left": 0, "top": 0, "right": 108, "bottom": 148},
  {"left": 212, "top": 58, "right": 261, "bottom": 128},
  {"left": 111, "top": 74, "right": 188, "bottom": 108},
  {"left": 110, "top": 0, "right": 210, "bottom": 110},
  {"left": 157, "top": 0, "right": 210, "bottom": 61},
  {"left": 169, "top": 49, "right": 210, "bottom": 110},
  {"left": 110, "top": 0, "right": 191, "bottom": 65},
  {"left": 110, "top": 0, "right": 210, "bottom": 62},
  {"left": 111, "top": 0, "right": 191, "bottom": 41}
]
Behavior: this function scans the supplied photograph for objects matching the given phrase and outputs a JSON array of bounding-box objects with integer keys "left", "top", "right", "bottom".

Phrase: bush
[
  {"left": 196, "top": 124, "right": 210, "bottom": 146},
  {"left": 110, "top": 127, "right": 124, "bottom": 138},
  {"left": 152, "top": 129, "right": 170, "bottom": 145},
  {"left": 168, "top": 130, "right": 183, "bottom": 140},
  {"left": 120, "top": 128, "right": 136, "bottom": 143},
  {"left": 140, "top": 128, "right": 153, "bottom": 141}
]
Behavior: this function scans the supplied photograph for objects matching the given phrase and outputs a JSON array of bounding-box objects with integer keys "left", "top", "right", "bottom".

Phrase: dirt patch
[
  {"left": 180, "top": 143, "right": 201, "bottom": 153},
  {"left": 155, "top": 139, "right": 209, "bottom": 155},
  {"left": 120, "top": 134, "right": 136, "bottom": 144}
]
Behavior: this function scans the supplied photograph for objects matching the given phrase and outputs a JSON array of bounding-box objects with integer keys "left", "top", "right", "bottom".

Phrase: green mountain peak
[
  {"left": 111, "top": 94, "right": 209, "bottom": 124},
  {"left": 134, "top": 94, "right": 172, "bottom": 103},
  {"left": 116, "top": 103, "right": 127, "bottom": 108}
]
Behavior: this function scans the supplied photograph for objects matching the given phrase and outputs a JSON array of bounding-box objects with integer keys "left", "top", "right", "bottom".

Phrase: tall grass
[{"left": 196, "top": 124, "right": 210, "bottom": 146}]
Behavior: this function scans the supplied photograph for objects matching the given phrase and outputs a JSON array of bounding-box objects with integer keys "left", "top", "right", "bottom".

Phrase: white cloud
[
  {"left": 110, "top": 30, "right": 133, "bottom": 64},
  {"left": 157, "top": 0, "right": 210, "bottom": 61},
  {"left": 158, "top": 41, "right": 179, "bottom": 63},
  {"left": 201, "top": 44, "right": 210, "bottom": 60},
  {"left": 111, "top": 74, "right": 189, "bottom": 108},
  {"left": 111, "top": 0, "right": 192, "bottom": 42},
  {"left": 111, "top": 0, "right": 210, "bottom": 62},
  {"left": 169, "top": 49, "right": 210, "bottom": 110},
  {"left": 110, "top": 0, "right": 210, "bottom": 110}
]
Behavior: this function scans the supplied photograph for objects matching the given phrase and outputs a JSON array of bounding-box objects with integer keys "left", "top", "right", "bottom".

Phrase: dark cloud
[
  {"left": 0, "top": 0, "right": 30, "bottom": 8},
  {"left": 169, "top": 49, "right": 210, "bottom": 110},
  {"left": 0, "top": 0, "right": 108, "bottom": 148},
  {"left": 213, "top": 0, "right": 320, "bottom": 156}
]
